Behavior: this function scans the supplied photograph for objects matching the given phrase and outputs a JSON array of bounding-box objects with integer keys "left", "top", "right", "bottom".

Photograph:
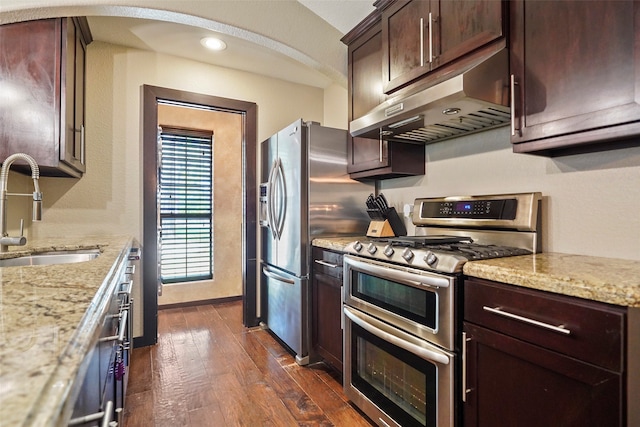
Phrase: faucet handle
[{"left": 19, "top": 219, "right": 23, "bottom": 237}]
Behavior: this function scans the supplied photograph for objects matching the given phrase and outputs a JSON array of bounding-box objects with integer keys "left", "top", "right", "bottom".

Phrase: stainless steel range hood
[{"left": 350, "top": 49, "right": 511, "bottom": 144}]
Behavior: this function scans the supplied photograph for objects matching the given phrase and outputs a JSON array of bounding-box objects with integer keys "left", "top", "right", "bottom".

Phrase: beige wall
[
  {"left": 156, "top": 105, "right": 243, "bottom": 303},
  {"left": 378, "top": 126, "right": 640, "bottom": 261},
  {"left": 25, "top": 41, "right": 331, "bottom": 245}
]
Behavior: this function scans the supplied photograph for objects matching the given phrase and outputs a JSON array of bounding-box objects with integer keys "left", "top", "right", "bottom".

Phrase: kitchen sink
[{"left": 0, "top": 249, "right": 101, "bottom": 267}]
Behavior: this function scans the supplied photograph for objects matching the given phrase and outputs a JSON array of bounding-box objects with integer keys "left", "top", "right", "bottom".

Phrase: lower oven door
[{"left": 344, "top": 306, "right": 455, "bottom": 427}]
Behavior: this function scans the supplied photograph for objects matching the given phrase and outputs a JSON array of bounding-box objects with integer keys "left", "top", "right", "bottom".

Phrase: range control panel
[
  {"left": 420, "top": 198, "right": 517, "bottom": 219},
  {"left": 412, "top": 193, "right": 541, "bottom": 231}
]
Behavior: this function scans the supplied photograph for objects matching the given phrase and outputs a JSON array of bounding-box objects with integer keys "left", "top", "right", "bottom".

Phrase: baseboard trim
[{"left": 158, "top": 295, "right": 243, "bottom": 310}]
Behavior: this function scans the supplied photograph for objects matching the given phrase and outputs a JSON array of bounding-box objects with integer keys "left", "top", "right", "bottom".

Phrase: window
[{"left": 159, "top": 126, "right": 213, "bottom": 283}]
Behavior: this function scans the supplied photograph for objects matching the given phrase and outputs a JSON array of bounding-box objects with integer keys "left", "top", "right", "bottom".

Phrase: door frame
[{"left": 138, "top": 84, "right": 258, "bottom": 347}]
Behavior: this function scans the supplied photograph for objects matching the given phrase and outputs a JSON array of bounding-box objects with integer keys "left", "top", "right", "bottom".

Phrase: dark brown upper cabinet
[
  {"left": 343, "top": 4, "right": 425, "bottom": 180},
  {"left": 510, "top": 0, "right": 640, "bottom": 155},
  {"left": 0, "top": 17, "right": 92, "bottom": 177},
  {"left": 382, "top": 0, "right": 505, "bottom": 94}
]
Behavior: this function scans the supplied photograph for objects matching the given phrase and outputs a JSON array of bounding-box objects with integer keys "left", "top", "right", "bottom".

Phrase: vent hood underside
[{"left": 350, "top": 49, "right": 511, "bottom": 144}]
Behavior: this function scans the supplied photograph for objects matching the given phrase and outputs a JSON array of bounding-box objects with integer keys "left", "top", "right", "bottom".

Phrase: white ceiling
[{"left": 86, "top": 1, "right": 375, "bottom": 88}]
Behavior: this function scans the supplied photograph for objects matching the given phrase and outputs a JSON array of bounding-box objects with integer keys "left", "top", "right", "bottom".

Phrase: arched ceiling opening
[{"left": 0, "top": 1, "right": 375, "bottom": 88}]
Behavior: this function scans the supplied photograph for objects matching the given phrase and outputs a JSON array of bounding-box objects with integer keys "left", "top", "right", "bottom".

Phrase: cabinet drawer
[
  {"left": 464, "top": 278, "right": 625, "bottom": 371},
  {"left": 312, "top": 247, "right": 344, "bottom": 280}
]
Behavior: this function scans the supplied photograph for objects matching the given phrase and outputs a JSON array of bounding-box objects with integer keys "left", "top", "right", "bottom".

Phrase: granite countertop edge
[{"left": 0, "top": 235, "right": 133, "bottom": 427}]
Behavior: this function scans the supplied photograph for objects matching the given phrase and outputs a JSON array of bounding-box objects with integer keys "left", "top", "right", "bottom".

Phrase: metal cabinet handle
[
  {"left": 314, "top": 259, "right": 339, "bottom": 269},
  {"left": 510, "top": 74, "right": 520, "bottom": 137},
  {"left": 428, "top": 12, "right": 434, "bottom": 63},
  {"left": 483, "top": 306, "right": 571, "bottom": 335},
  {"left": 462, "top": 332, "right": 471, "bottom": 403},
  {"left": 420, "top": 17, "right": 425, "bottom": 66},
  {"left": 379, "top": 132, "right": 384, "bottom": 163},
  {"left": 118, "top": 279, "right": 133, "bottom": 295},
  {"left": 68, "top": 400, "right": 114, "bottom": 426},
  {"left": 81, "top": 125, "right": 85, "bottom": 165},
  {"left": 100, "top": 309, "right": 129, "bottom": 343}
]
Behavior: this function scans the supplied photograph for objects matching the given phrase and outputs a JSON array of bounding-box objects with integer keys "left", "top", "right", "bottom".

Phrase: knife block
[{"left": 366, "top": 220, "right": 395, "bottom": 237}]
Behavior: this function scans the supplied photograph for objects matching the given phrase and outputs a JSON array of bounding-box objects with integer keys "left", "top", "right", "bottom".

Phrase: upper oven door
[{"left": 343, "top": 254, "right": 457, "bottom": 351}]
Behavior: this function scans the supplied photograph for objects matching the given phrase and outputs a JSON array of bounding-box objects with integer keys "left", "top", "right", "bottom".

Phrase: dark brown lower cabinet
[
  {"left": 463, "top": 322, "right": 622, "bottom": 427},
  {"left": 463, "top": 278, "right": 625, "bottom": 427},
  {"left": 311, "top": 247, "right": 344, "bottom": 373}
]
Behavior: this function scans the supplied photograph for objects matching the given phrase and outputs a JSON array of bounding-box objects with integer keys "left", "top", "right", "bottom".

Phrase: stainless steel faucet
[{"left": 0, "top": 153, "right": 43, "bottom": 252}]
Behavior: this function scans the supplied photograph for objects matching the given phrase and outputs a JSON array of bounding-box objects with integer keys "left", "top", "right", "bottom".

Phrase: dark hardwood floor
[{"left": 123, "top": 300, "right": 374, "bottom": 426}]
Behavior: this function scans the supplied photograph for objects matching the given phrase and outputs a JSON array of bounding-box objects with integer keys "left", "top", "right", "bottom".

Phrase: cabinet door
[
  {"left": 463, "top": 323, "right": 623, "bottom": 427},
  {"left": 510, "top": 0, "right": 640, "bottom": 153},
  {"left": 0, "top": 17, "right": 89, "bottom": 177},
  {"left": 347, "top": 137, "right": 389, "bottom": 174},
  {"left": 382, "top": 0, "right": 431, "bottom": 93},
  {"left": 350, "top": 24, "right": 384, "bottom": 119},
  {"left": 0, "top": 19, "right": 61, "bottom": 168},
  {"left": 436, "top": 0, "right": 504, "bottom": 68},
  {"left": 347, "top": 139, "right": 425, "bottom": 180},
  {"left": 61, "top": 18, "right": 87, "bottom": 174},
  {"left": 311, "top": 248, "right": 343, "bottom": 373},
  {"left": 383, "top": 0, "right": 505, "bottom": 94}
]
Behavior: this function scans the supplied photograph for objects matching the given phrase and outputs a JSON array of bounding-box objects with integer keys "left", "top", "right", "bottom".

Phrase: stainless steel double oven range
[{"left": 342, "top": 192, "right": 541, "bottom": 427}]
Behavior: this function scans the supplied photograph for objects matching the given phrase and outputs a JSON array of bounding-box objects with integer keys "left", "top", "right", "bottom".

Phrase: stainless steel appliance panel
[
  {"left": 259, "top": 119, "right": 374, "bottom": 365},
  {"left": 261, "top": 133, "right": 281, "bottom": 270},
  {"left": 344, "top": 306, "right": 454, "bottom": 427},
  {"left": 262, "top": 263, "right": 308, "bottom": 363},
  {"left": 275, "top": 120, "right": 307, "bottom": 277},
  {"left": 344, "top": 255, "right": 456, "bottom": 351},
  {"left": 308, "top": 123, "right": 371, "bottom": 237}
]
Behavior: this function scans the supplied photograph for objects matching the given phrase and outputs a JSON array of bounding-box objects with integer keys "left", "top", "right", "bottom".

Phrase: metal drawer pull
[
  {"left": 483, "top": 306, "right": 571, "bottom": 335},
  {"left": 314, "top": 259, "right": 339, "bottom": 269},
  {"left": 462, "top": 331, "right": 470, "bottom": 403},
  {"left": 68, "top": 400, "right": 114, "bottom": 426},
  {"left": 100, "top": 310, "right": 129, "bottom": 343}
]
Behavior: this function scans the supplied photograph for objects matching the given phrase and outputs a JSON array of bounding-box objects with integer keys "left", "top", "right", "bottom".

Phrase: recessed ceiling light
[{"left": 201, "top": 37, "right": 227, "bottom": 51}]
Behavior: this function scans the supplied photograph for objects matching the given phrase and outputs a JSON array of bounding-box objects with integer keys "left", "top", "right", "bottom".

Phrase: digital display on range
[{"left": 456, "top": 202, "right": 473, "bottom": 212}]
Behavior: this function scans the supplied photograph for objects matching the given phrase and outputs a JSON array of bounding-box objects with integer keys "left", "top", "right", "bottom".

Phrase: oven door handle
[
  {"left": 344, "top": 306, "right": 450, "bottom": 365},
  {"left": 345, "top": 256, "right": 451, "bottom": 288}
]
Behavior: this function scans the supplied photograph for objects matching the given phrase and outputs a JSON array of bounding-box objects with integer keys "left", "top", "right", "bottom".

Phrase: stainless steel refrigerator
[{"left": 259, "top": 119, "right": 372, "bottom": 365}]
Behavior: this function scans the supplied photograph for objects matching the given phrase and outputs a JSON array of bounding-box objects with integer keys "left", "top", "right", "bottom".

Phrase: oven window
[
  {"left": 351, "top": 323, "right": 437, "bottom": 427},
  {"left": 352, "top": 270, "right": 437, "bottom": 330}
]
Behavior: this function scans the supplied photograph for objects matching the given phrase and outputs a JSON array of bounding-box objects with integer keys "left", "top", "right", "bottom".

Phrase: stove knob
[
  {"left": 367, "top": 243, "right": 378, "bottom": 254},
  {"left": 401, "top": 248, "right": 414, "bottom": 262},
  {"left": 424, "top": 251, "right": 438, "bottom": 266},
  {"left": 383, "top": 244, "right": 395, "bottom": 257},
  {"left": 353, "top": 241, "right": 363, "bottom": 252}
]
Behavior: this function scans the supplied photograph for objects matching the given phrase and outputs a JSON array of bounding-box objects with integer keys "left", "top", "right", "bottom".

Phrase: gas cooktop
[
  {"left": 345, "top": 193, "right": 542, "bottom": 274},
  {"left": 344, "top": 238, "right": 532, "bottom": 274}
]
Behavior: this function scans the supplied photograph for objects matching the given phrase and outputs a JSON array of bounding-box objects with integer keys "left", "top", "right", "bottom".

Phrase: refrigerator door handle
[
  {"left": 267, "top": 159, "right": 278, "bottom": 239},
  {"left": 262, "top": 266, "right": 295, "bottom": 284},
  {"left": 272, "top": 158, "right": 286, "bottom": 240}
]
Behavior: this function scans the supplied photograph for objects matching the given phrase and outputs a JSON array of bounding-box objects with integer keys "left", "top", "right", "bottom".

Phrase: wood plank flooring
[{"left": 123, "top": 300, "right": 374, "bottom": 426}]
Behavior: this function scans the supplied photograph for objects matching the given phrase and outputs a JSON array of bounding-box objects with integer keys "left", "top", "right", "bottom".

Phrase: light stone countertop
[
  {"left": 312, "top": 236, "right": 366, "bottom": 252},
  {"left": 312, "top": 237, "right": 640, "bottom": 308},
  {"left": 0, "top": 235, "right": 133, "bottom": 427},
  {"left": 463, "top": 253, "right": 640, "bottom": 307}
]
